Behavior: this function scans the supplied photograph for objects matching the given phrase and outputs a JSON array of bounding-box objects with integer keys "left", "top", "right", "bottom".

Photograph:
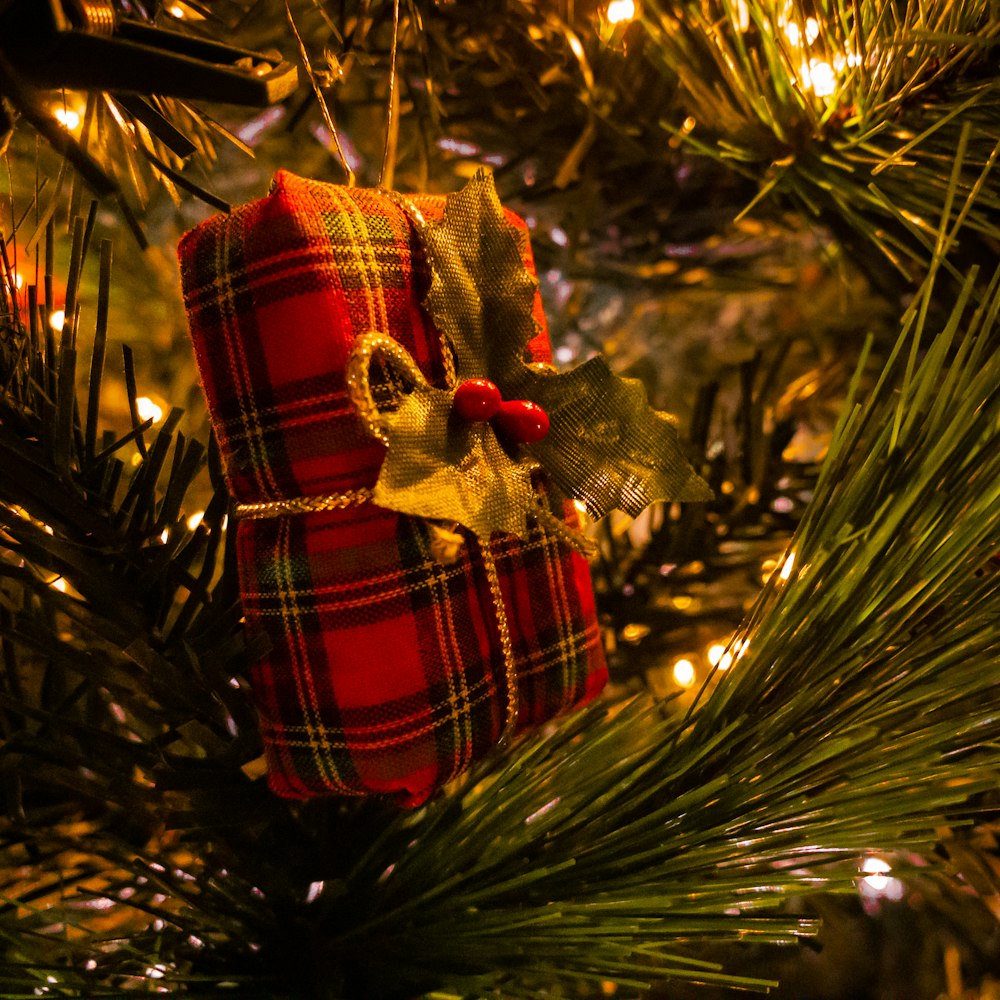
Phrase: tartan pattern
[{"left": 178, "top": 171, "right": 607, "bottom": 804}]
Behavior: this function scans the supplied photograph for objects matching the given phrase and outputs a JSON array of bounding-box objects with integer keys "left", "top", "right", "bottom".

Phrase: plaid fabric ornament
[{"left": 178, "top": 171, "right": 615, "bottom": 805}]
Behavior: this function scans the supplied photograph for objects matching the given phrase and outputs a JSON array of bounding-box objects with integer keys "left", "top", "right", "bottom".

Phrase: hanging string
[
  {"left": 379, "top": 0, "right": 402, "bottom": 190},
  {"left": 285, "top": 0, "right": 355, "bottom": 186}
]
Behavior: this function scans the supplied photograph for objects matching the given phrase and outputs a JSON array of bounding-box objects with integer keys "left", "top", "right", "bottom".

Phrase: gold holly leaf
[
  {"left": 416, "top": 170, "right": 712, "bottom": 518},
  {"left": 372, "top": 385, "right": 536, "bottom": 539}
]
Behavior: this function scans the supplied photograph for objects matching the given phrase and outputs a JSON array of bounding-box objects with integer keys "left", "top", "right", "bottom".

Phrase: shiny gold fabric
[{"left": 355, "top": 170, "right": 710, "bottom": 537}]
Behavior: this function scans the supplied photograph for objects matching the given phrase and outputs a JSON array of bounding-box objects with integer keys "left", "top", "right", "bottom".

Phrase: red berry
[
  {"left": 494, "top": 399, "right": 550, "bottom": 444},
  {"left": 453, "top": 378, "right": 502, "bottom": 421}
]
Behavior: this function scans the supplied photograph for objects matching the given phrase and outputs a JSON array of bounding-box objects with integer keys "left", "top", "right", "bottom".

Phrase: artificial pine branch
[
  {"left": 643, "top": 0, "right": 1000, "bottom": 284},
  {"left": 324, "top": 219, "right": 1000, "bottom": 994},
  {"left": 0, "top": 212, "right": 271, "bottom": 994},
  {"left": 1, "top": 30, "right": 999, "bottom": 998},
  {"left": 1, "top": 184, "right": 998, "bottom": 999}
]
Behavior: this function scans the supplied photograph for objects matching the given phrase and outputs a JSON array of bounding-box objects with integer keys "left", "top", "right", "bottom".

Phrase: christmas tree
[{"left": 1, "top": 1, "right": 999, "bottom": 997}]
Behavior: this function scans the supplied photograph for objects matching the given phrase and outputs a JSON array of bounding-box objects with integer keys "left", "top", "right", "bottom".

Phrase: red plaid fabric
[{"left": 178, "top": 171, "right": 607, "bottom": 805}]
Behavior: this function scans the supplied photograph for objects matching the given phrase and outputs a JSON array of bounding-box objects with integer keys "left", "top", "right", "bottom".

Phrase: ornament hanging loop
[
  {"left": 378, "top": 0, "right": 402, "bottom": 190},
  {"left": 285, "top": 0, "right": 355, "bottom": 185}
]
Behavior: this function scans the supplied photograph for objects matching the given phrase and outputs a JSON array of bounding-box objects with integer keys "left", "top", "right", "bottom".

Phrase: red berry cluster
[{"left": 452, "top": 378, "right": 550, "bottom": 444}]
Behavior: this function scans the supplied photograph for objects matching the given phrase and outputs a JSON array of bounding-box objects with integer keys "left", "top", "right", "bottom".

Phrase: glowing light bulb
[
  {"left": 734, "top": 0, "right": 751, "bottom": 31},
  {"left": 136, "top": 396, "right": 163, "bottom": 424},
  {"left": 13, "top": 271, "right": 24, "bottom": 290},
  {"left": 187, "top": 511, "right": 205, "bottom": 531},
  {"left": 805, "top": 17, "right": 820, "bottom": 42},
  {"left": 802, "top": 59, "right": 837, "bottom": 97},
  {"left": 621, "top": 623, "right": 651, "bottom": 643},
  {"left": 707, "top": 644, "right": 733, "bottom": 669},
  {"left": 672, "top": 658, "right": 696, "bottom": 688},
  {"left": 861, "top": 857, "right": 891, "bottom": 891},
  {"left": 607, "top": 0, "right": 636, "bottom": 24},
  {"left": 52, "top": 106, "right": 81, "bottom": 130},
  {"left": 49, "top": 309, "right": 66, "bottom": 331},
  {"left": 859, "top": 856, "right": 905, "bottom": 901}
]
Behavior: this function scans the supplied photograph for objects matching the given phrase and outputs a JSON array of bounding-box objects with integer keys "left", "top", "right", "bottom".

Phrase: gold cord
[
  {"left": 235, "top": 488, "right": 374, "bottom": 520},
  {"left": 480, "top": 538, "right": 519, "bottom": 742},
  {"left": 345, "top": 331, "right": 431, "bottom": 444}
]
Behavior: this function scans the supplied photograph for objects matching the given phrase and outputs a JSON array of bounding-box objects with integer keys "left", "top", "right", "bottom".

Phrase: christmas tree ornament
[{"left": 178, "top": 169, "right": 708, "bottom": 805}]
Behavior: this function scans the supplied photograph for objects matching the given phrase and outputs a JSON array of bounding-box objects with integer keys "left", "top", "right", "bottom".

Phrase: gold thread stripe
[
  {"left": 480, "top": 539, "right": 519, "bottom": 743},
  {"left": 235, "top": 488, "right": 374, "bottom": 519}
]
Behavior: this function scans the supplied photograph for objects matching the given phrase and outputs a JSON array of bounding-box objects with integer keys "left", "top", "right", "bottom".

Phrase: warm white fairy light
[
  {"left": 48, "top": 309, "right": 66, "bottom": 332},
  {"left": 734, "top": 0, "right": 751, "bottom": 31},
  {"left": 186, "top": 511, "right": 205, "bottom": 531},
  {"left": 707, "top": 643, "right": 733, "bottom": 669},
  {"left": 621, "top": 622, "right": 652, "bottom": 643},
  {"left": 672, "top": 658, "right": 696, "bottom": 688},
  {"left": 136, "top": 396, "right": 163, "bottom": 424},
  {"left": 53, "top": 107, "right": 80, "bottom": 130},
  {"left": 859, "top": 856, "right": 905, "bottom": 901},
  {"left": 801, "top": 58, "right": 838, "bottom": 97},
  {"left": 860, "top": 856, "right": 891, "bottom": 890},
  {"left": 168, "top": 1, "right": 204, "bottom": 17},
  {"left": 607, "top": 0, "right": 636, "bottom": 24},
  {"left": 779, "top": 551, "right": 795, "bottom": 580}
]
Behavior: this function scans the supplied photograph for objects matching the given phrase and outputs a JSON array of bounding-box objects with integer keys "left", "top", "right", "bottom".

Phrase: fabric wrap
[{"left": 177, "top": 171, "right": 607, "bottom": 805}]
